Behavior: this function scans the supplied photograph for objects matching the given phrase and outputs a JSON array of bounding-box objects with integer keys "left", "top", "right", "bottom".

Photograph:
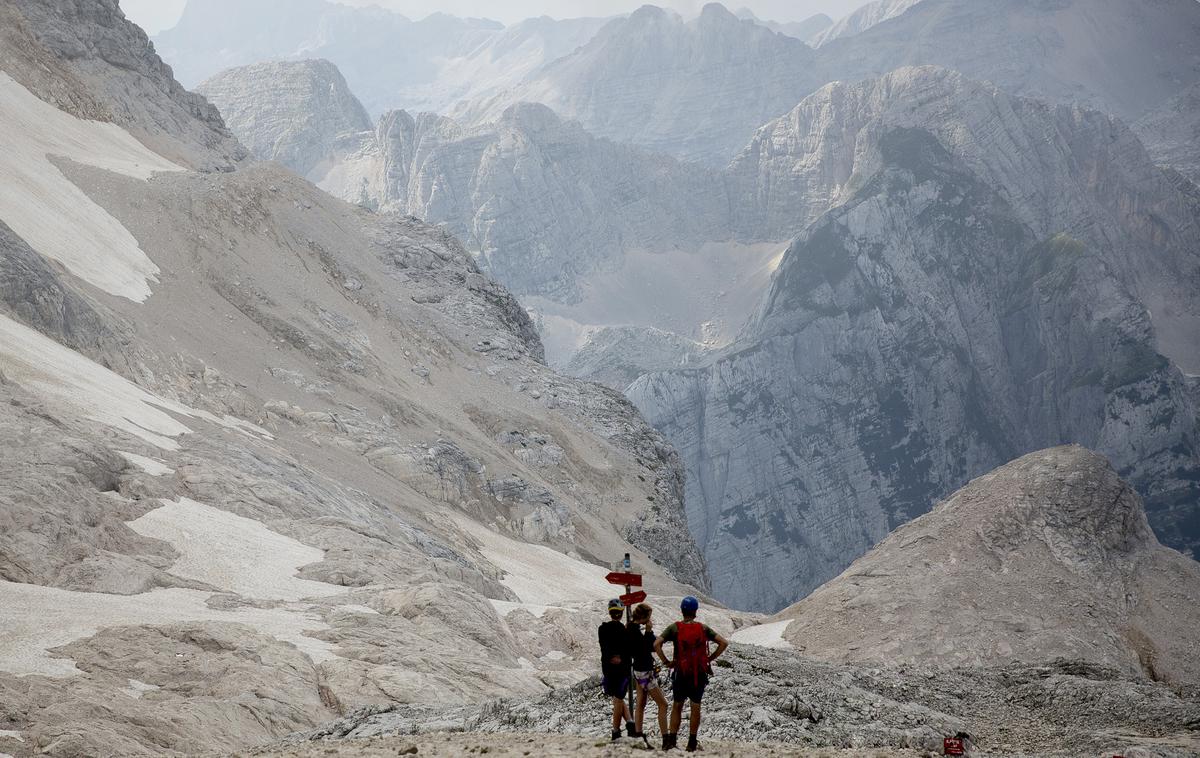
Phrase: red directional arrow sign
[
  {"left": 620, "top": 590, "right": 647, "bottom": 606},
  {"left": 606, "top": 571, "right": 642, "bottom": 587}
]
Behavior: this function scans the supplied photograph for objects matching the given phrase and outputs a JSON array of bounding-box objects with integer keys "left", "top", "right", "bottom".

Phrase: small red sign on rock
[{"left": 943, "top": 737, "right": 965, "bottom": 756}]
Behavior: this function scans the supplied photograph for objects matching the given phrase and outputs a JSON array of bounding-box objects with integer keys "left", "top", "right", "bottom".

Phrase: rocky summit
[{"left": 775, "top": 446, "right": 1200, "bottom": 688}]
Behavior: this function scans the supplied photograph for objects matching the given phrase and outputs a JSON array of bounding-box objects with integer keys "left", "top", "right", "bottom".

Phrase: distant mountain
[
  {"left": 734, "top": 7, "right": 832, "bottom": 44},
  {"left": 1135, "top": 82, "right": 1200, "bottom": 185},
  {"left": 818, "top": 0, "right": 1200, "bottom": 122},
  {"left": 810, "top": 0, "right": 922, "bottom": 47},
  {"left": 775, "top": 446, "right": 1200, "bottom": 689},
  {"left": 456, "top": 3, "right": 825, "bottom": 165},
  {"left": 154, "top": 0, "right": 606, "bottom": 116},
  {"left": 629, "top": 67, "right": 1200, "bottom": 612},
  {"left": 198, "top": 60, "right": 371, "bottom": 178}
]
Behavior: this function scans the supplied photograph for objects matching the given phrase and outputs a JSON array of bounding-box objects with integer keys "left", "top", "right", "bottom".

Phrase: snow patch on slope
[
  {"left": 0, "top": 580, "right": 336, "bottom": 678},
  {"left": 0, "top": 314, "right": 269, "bottom": 450},
  {"left": 0, "top": 73, "right": 183, "bottom": 302},
  {"left": 127, "top": 498, "right": 341, "bottom": 602},
  {"left": 731, "top": 619, "right": 794, "bottom": 649},
  {"left": 457, "top": 517, "right": 613, "bottom": 606}
]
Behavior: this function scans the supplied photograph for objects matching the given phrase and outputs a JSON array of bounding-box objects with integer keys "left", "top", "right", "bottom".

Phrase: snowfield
[
  {"left": 128, "top": 498, "right": 342, "bottom": 602},
  {"left": 0, "top": 73, "right": 182, "bottom": 302},
  {"left": 0, "top": 579, "right": 337, "bottom": 678},
  {"left": 0, "top": 314, "right": 269, "bottom": 450}
]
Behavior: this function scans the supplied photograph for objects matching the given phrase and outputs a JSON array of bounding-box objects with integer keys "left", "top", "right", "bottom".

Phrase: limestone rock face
[
  {"left": 777, "top": 446, "right": 1200, "bottom": 689},
  {"left": 201, "top": 62, "right": 737, "bottom": 302},
  {"left": 456, "top": 3, "right": 826, "bottom": 165},
  {"left": 1135, "top": 82, "right": 1200, "bottom": 185},
  {"left": 818, "top": 0, "right": 1200, "bottom": 122},
  {"left": 0, "top": 0, "right": 246, "bottom": 170},
  {"left": 630, "top": 73, "right": 1200, "bottom": 611},
  {"left": 810, "top": 0, "right": 923, "bottom": 47},
  {"left": 198, "top": 60, "right": 371, "bottom": 179},
  {"left": 565, "top": 327, "right": 706, "bottom": 392}
]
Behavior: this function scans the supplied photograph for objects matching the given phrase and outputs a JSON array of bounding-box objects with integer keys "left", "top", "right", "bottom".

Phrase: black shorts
[
  {"left": 602, "top": 663, "right": 629, "bottom": 698},
  {"left": 671, "top": 672, "right": 708, "bottom": 703}
]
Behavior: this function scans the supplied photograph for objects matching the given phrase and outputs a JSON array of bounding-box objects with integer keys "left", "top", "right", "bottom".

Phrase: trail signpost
[{"left": 607, "top": 553, "right": 643, "bottom": 732}]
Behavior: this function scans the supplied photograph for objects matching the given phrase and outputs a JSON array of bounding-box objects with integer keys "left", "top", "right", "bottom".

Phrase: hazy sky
[{"left": 121, "top": 0, "right": 876, "bottom": 34}]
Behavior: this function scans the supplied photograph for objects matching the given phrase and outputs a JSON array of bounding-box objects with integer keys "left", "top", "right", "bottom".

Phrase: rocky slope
[
  {"left": 776, "top": 446, "right": 1200, "bottom": 688},
  {"left": 0, "top": 1, "right": 711, "bottom": 755},
  {"left": 733, "top": 8, "right": 833, "bottom": 45},
  {"left": 818, "top": 0, "right": 1200, "bottom": 123},
  {"left": 1135, "top": 82, "right": 1200, "bottom": 185},
  {"left": 274, "top": 648, "right": 1200, "bottom": 757},
  {"left": 197, "top": 60, "right": 371, "bottom": 180},
  {"left": 242, "top": 449, "right": 1200, "bottom": 757},
  {"left": 152, "top": 0, "right": 607, "bottom": 118},
  {"left": 456, "top": 3, "right": 826, "bottom": 165},
  {"left": 810, "top": 0, "right": 923, "bottom": 47},
  {"left": 630, "top": 68, "right": 1200, "bottom": 613}
]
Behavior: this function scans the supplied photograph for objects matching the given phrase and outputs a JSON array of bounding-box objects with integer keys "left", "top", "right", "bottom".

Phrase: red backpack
[{"left": 675, "top": 621, "right": 710, "bottom": 685}]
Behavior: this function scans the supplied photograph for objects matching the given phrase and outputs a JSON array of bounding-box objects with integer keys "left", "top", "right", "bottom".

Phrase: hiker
[
  {"left": 627, "top": 603, "right": 669, "bottom": 742},
  {"left": 654, "top": 596, "right": 729, "bottom": 752},
  {"left": 599, "top": 597, "right": 635, "bottom": 740}
]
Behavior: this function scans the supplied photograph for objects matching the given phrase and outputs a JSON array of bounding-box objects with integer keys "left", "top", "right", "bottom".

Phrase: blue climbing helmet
[
  {"left": 608, "top": 598, "right": 625, "bottom": 612},
  {"left": 681, "top": 596, "right": 700, "bottom": 614}
]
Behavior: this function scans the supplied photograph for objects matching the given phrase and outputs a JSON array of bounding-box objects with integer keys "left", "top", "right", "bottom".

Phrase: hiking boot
[
  {"left": 662, "top": 733, "right": 677, "bottom": 750},
  {"left": 626, "top": 722, "right": 638, "bottom": 737},
  {"left": 686, "top": 734, "right": 699, "bottom": 752},
  {"left": 611, "top": 729, "right": 622, "bottom": 742}
]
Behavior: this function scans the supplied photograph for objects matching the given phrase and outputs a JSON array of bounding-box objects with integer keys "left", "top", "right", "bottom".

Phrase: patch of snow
[
  {"left": 0, "top": 314, "right": 270, "bottom": 450},
  {"left": 0, "top": 73, "right": 184, "bottom": 301},
  {"left": 458, "top": 517, "right": 613, "bottom": 606},
  {"left": 118, "top": 451, "right": 175, "bottom": 476},
  {"left": 0, "top": 729, "right": 22, "bottom": 742},
  {"left": 122, "top": 679, "right": 160, "bottom": 699},
  {"left": 0, "top": 580, "right": 336, "bottom": 678},
  {"left": 127, "top": 498, "right": 341, "bottom": 602},
  {"left": 335, "top": 604, "right": 380, "bottom": 615},
  {"left": 731, "top": 619, "right": 794, "bottom": 649},
  {"left": 541, "top": 650, "right": 568, "bottom": 661}
]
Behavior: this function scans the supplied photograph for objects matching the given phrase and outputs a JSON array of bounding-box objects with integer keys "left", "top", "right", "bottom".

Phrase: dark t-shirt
[
  {"left": 598, "top": 619, "right": 627, "bottom": 664},
  {"left": 626, "top": 624, "right": 656, "bottom": 670}
]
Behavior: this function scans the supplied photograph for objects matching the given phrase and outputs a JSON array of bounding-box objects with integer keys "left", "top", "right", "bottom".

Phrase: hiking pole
[{"left": 623, "top": 553, "right": 636, "bottom": 730}]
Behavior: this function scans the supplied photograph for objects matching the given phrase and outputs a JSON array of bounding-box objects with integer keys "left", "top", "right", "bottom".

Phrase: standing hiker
[
  {"left": 599, "top": 598, "right": 635, "bottom": 740},
  {"left": 627, "top": 603, "right": 669, "bottom": 743},
  {"left": 654, "top": 596, "right": 729, "bottom": 752}
]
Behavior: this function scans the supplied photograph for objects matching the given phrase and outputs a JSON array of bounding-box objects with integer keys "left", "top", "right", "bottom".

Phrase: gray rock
[{"left": 631, "top": 72, "right": 1200, "bottom": 611}]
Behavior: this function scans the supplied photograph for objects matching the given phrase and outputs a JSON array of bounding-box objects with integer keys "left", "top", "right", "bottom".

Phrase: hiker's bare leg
[
  {"left": 612, "top": 696, "right": 625, "bottom": 730},
  {"left": 635, "top": 684, "right": 647, "bottom": 733},
  {"left": 651, "top": 686, "right": 668, "bottom": 736},
  {"left": 689, "top": 701, "right": 702, "bottom": 736},
  {"left": 670, "top": 700, "right": 683, "bottom": 735}
]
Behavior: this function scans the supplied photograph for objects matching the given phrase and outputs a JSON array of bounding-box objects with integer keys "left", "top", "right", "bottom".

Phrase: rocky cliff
[
  {"left": 775, "top": 446, "right": 1200, "bottom": 689},
  {"left": 198, "top": 60, "right": 372, "bottom": 179},
  {"left": 0, "top": 1, "right": 709, "bottom": 754},
  {"left": 630, "top": 69, "right": 1200, "bottom": 613},
  {"left": 810, "top": 0, "right": 923, "bottom": 47},
  {"left": 818, "top": 0, "right": 1200, "bottom": 123},
  {"left": 1135, "top": 82, "right": 1200, "bottom": 185},
  {"left": 456, "top": 3, "right": 826, "bottom": 165},
  {"left": 197, "top": 63, "right": 740, "bottom": 304}
]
